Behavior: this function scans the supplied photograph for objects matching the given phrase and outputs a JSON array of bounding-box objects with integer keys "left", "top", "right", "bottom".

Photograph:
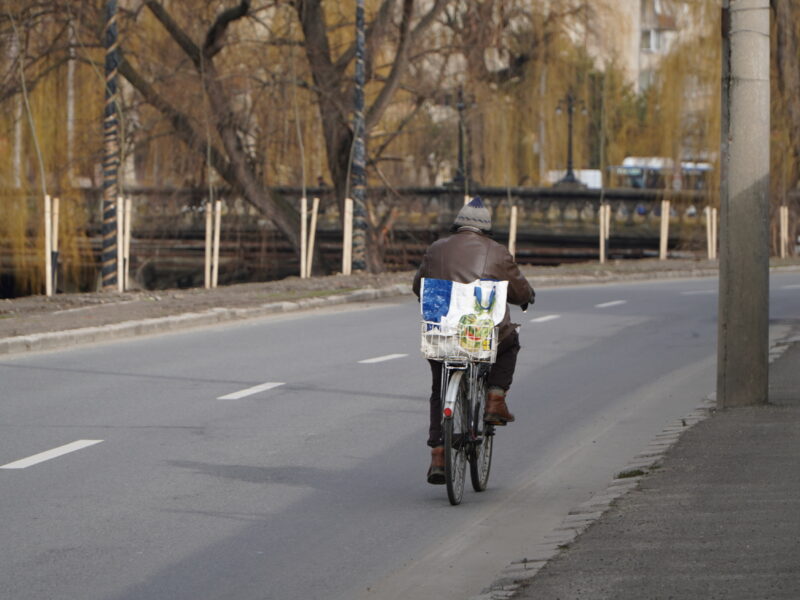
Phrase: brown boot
[
  {"left": 427, "top": 446, "right": 445, "bottom": 485},
  {"left": 484, "top": 387, "right": 515, "bottom": 425}
]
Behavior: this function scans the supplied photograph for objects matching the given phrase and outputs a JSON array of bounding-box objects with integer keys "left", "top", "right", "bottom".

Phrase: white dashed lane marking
[
  {"left": 782, "top": 284, "right": 800, "bottom": 290},
  {"left": 531, "top": 314, "right": 561, "bottom": 323},
  {"left": 681, "top": 290, "right": 716, "bottom": 295},
  {"left": 1, "top": 440, "right": 104, "bottom": 470},
  {"left": 358, "top": 354, "right": 408, "bottom": 364},
  {"left": 595, "top": 300, "right": 627, "bottom": 308},
  {"left": 217, "top": 382, "right": 285, "bottom": 400}
]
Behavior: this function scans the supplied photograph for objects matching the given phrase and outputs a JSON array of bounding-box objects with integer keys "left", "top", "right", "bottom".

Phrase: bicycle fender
[{"left": 443, "top": 370, "right": 464, "bottom": 418}]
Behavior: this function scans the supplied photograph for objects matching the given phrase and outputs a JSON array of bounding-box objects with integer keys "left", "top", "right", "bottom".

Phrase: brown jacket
[{"left": 412, "top": 229, "right": 535, "bottom": 340}]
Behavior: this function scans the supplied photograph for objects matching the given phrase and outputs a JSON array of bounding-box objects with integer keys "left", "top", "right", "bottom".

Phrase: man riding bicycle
[{"left": 413, "top": 197, "right": 535, "bottom": 484}]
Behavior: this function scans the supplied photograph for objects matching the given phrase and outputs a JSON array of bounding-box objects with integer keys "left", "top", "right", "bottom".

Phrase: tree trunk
[
  {"left": 132, "top": 1, "right": 308, "bottom": 263},
  {"left": 772, "top": 0, "right": 800, "bottom": 185}
]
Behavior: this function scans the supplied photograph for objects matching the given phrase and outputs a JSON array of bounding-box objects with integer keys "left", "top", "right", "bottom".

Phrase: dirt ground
[{"left": 2, "top": 258, "right": 798, "bottom": 339}]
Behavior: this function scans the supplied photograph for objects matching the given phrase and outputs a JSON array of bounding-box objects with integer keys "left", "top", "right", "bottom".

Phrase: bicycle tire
[
  {"left": 444, "top": 370, "right": 468, "bottom": 505},
  {"left": 469, "top": 371, "right": 493, "bottom": 492}
]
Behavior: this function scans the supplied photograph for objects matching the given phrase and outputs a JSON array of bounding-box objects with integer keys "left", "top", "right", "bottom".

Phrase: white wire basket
[{"left": 420, "top": 320, "right": 498, "bottom": 363}]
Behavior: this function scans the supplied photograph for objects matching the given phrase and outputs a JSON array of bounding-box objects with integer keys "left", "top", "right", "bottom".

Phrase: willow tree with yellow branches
[
  {"left": 1, "top": 5, "right": 103, "bottom": 296},
  {"left": 2, "top": 0, "right": 798, "bottom": 297}
]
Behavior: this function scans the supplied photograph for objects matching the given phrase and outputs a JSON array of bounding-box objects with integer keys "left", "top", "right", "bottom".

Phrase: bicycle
[{"left": 421, "top": 320, "right": 497, "bottom": 505}]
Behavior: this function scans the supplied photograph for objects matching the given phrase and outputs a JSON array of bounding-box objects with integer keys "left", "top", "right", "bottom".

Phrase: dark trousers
[{"left": 426, "top": 331, "right": 521, "bottom": 448}]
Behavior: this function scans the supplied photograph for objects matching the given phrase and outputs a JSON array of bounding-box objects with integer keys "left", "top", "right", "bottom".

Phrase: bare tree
[
  {"left": 291, "top": 0, "right": 449, "bottom": 272},
  {"left": 117, "top": 0, "right": 450, "bottom": 273}
]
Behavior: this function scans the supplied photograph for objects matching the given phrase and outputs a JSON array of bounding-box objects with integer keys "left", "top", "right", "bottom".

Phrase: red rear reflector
[{"left": 443, "top": 408, "right": 453, "bottom": 418}]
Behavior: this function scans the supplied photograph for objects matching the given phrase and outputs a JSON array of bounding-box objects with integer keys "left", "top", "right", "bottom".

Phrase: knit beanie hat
[{"left": 453, "top": 196, "right": 492, "bottom": 232}]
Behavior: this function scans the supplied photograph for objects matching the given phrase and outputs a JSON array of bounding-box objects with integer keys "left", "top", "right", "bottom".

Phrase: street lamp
[
  {"left": 448, "top": 86, "right": 476, "bottom": 195},
  {"left": 554, "top": 89, "right": 587, "bottom": 188}
]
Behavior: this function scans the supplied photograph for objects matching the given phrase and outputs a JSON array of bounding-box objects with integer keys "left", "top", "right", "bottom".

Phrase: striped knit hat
[{"left": 453, "top": 196, "right": 492, "bottom": 232}]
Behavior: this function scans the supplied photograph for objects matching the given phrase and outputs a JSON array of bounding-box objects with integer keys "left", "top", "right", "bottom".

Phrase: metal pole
[
  {"left": 659, "top": 199, "right": 670, "bottom": 260},
  {"left": 101, "top": 0, "right": 120, "bottom": 291},
  {"left": 566, "top": 93, "right": 575, "bottom": 181},
  {"left": 456, "top": 87, "right": 468, "bottom": 195},
  {"left": 717, "top": 0, "right": 770, "bottom": 408},
  {"left": 351, "top": 0, "right": 367, "bottom": 271}
]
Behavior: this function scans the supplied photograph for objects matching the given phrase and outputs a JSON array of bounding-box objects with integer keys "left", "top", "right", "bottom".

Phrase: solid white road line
[
  {"left": 782, "top": 284, "right": 800, "bottom": 290},
  {"left": 531, "top": 314, "right": 561, "bottom": 323},
  {"left": 681, "top": 290, "right": 716, "bottom": 295},
  {"left": 1, "top": 439, "right": 104, "bottom": 470},
  {"left": 217, "top": 382, "right": 285, "bottom": 400},
  {"left": 595, "top": 300, "right": 627, "bottom": 308},
  {"left": 358, "top": 353, "right": 408, "bottom": 364}
]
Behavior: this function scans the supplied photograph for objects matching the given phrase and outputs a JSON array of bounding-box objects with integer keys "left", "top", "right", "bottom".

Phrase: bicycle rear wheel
[
  {"left": 444, "top": 370, "right": 468, "bottom": 505},
  {"left": 469, "top": 372, "right": 493, "bottom": 492}
]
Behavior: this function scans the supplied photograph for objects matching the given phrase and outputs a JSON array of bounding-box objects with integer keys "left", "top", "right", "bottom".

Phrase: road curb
[
  {"left": 470, "top": 332, "right": 800, "bottom": 600},
  {"left": 2, "top": 265, "right": 794, "bottom": 357},
  {"left": 0, "top": 283, "right": 412, "bottom": 356},
  {"left": 532, "top": 267, "right": 719, "bottom": 287}
]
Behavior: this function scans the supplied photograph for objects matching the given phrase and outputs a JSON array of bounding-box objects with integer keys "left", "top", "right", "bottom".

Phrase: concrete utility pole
[{"left": 717, "top": 0, "right": 770, "bottom": 407}]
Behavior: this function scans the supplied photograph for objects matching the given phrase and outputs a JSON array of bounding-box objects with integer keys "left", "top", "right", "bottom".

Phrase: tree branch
[
  {"left": 371, "top": 95, "right": 425, "bottom": 160},
  {"left": 143, "top": 0, "right": 202, "bottom": 67},
  {"left": 203, "top": 0, "right": 251, "bottom": 60},
  {"left": 115, "top": 55, "right": 235, "bottom": 185},
  {"left": 333, "top": 0, "right": 395, "bottom": 76},
  {"left": 365, "top": 0, "right": 448, "bottom": 131},
  {"left": 293, "top": 0, "right": 350, "bottom": 126},
  {"left": 364, "top": 0, "right": 413, "bottom": 131}
]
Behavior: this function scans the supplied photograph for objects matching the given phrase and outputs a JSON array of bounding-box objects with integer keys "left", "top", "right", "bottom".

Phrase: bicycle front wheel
[
  {"left": 469, "top": 372, "right": 493, "bottom": 492},
  {"left": 444, "top": 370, "right": 468, "bottom": 505}
]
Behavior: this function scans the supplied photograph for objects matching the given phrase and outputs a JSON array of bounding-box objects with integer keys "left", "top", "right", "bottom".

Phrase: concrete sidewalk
[{"left": 477, "top": 327, "right": 800, "bottom": 600}]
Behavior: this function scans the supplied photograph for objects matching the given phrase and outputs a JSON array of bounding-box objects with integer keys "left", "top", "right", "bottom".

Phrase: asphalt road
[{"left": 1, "top": 272, "right": 798, "bottom": 600}]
